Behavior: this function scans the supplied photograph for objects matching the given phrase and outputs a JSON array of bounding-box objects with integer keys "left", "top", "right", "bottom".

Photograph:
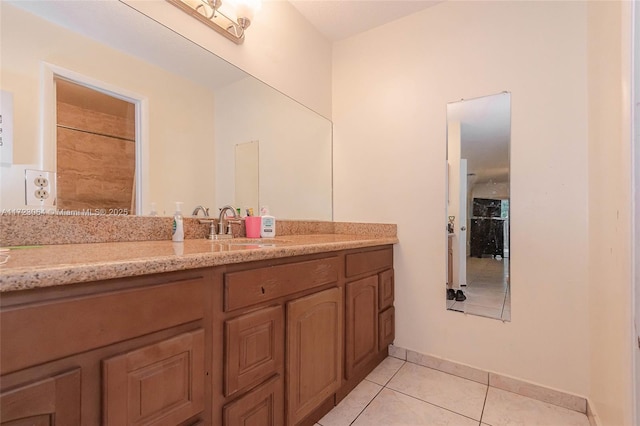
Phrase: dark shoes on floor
[
  {"left": 448, "top": 288, "right": 467, "bottom": 301},
  {"left": 447, "top": 289, "right": 456, "bottom": 300}
]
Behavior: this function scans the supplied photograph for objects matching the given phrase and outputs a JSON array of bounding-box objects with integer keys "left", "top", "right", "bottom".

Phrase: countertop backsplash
[{"left": 0, "top": 214, "right": 396, "bottom": 247}]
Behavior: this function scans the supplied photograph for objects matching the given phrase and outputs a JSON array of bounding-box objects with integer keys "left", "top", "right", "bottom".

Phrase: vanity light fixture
[{"left": 167, "top": 0, "right": 261, "bottom": 44}]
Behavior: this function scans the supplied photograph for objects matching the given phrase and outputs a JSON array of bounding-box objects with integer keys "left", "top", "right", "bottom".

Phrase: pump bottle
[{"left": 172, "top": 202, "right": 184, "bottom": 242}]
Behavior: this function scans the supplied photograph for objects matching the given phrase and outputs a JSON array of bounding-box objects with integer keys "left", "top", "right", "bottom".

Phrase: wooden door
[
  {"left": 286, "top": 287, "right": 342, "bottom": 425},
  {"left": 102, "top": 329, "right": 205, "bottom": 425},
  {"left": 0, "top": 369, "right": 81, "bottom": 425},
  {"left": 345, "top": 276, "right": 378, "bottom": 379}
]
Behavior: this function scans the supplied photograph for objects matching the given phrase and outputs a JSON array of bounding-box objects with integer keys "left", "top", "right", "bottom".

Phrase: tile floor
[
  {"left": 448, "top": 257, "right": 510, "bottom": 321},
  {"left": 316, "top": 357, "right": 590, "bottom": 426}
]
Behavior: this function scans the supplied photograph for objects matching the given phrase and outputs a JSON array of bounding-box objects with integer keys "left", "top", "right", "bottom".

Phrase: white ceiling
[{"left": 287, "top": 0, "right": 442, "bottom": 42}]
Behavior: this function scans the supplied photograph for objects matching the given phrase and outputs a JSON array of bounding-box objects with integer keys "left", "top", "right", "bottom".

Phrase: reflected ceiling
[
  {"left": 9, "top": 0, "right": 246, "bottom": 91},
  {"left": 447, "top": 94, "right": 510, "bottom": 184}
]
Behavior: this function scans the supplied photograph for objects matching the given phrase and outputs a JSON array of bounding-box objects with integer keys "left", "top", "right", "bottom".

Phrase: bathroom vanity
[{"left": 0, "top": 234, "right": 396, "bottom": 426}]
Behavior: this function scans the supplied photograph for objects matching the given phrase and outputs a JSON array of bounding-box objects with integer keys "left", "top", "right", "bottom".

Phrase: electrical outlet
[
  {"left": 34, "top": 176, "right": 49, "bottom": 187},
  {"left": 25, "top": 169, "right": 56, "bottom": 207},
  {"left": 34, "top": 188, "right": 49, "bottom": 200}
]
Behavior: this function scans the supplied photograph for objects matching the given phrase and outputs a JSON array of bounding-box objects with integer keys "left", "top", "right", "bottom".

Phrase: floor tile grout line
[
  {"left": 335, "top": 361, "right": 407, "bottom": 426},
  {"left": 478, "top": 382, "right": 490, "bottom": 425},
  {"left": 347, "top": 379, "right": 387, "bottom": 426},
  {"left": 383, "top": 385, "right": 485, "bottom": 423},
  {"left": 406, "top": 358, "right": 589, "bottom": 417}
]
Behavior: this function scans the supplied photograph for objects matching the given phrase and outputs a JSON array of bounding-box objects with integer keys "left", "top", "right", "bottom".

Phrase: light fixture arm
[{"left": 167, "top": 0, "right": 257, "bottom": 44}]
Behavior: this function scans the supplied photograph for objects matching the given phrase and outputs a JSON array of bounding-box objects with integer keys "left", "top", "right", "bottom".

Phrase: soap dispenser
[
  {"left": 172, "top": 202, "right": 184, "bottom": 242},
  {"left": 260, "top": 206, "right": 276, "bottom": 238}
]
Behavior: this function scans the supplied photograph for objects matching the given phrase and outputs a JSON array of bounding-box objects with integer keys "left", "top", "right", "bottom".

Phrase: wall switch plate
[{"left": 25, "top": 169, "right": 56, "bottom": 207}]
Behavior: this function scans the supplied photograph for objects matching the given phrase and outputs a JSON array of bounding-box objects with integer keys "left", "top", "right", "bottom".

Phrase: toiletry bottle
[
  {"left": 172, "top": 201, "right": 184, "bottom": 242},
  {"left": 260, "top": 206, "right": 276, "bottom": 238},
  {"left": 149, "top": 202, "right": 158, "bottom": 217}
]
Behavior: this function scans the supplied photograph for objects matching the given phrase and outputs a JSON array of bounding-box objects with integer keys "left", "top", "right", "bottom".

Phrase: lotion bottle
[
  {"left": 172, "top": 201, "right": 184, "bottom": 242},
  {"left": 260, "top": 206, "right": 276, "bottom": 238}
]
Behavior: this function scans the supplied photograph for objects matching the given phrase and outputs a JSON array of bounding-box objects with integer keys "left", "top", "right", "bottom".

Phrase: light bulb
[{"left": 234, "top": 0, "right": 261, "bottom": 21}]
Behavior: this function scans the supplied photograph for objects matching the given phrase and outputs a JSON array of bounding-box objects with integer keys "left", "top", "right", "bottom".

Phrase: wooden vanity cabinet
[
  {"left": 341, "top": 247, "right": 395, "bottom": 400},
  {"left": 218, "top": 256, "right": 342, "bottom": 426},
  {"left": 0, "top": 269, "right": 211, "bottom": 426},
  {"left": 0, "top": 244, "right": 394, "bottom": 426}
]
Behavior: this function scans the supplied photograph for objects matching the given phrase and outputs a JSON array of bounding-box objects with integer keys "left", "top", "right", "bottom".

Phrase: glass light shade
[{"left": 233, "top": 0, "right": 261, "bottom": 21}]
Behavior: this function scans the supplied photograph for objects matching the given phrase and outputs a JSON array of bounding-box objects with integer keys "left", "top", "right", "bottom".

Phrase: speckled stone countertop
[{"left": 0, "top": 234, "right": 398, "bottom": 293}]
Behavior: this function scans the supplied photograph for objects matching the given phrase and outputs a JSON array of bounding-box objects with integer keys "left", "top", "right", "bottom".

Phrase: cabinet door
[
  {"left": 102, "top": 329, "right": 205, "bottom": 426},
  {"left": 0, "top": 369, "right": 81, "bottom": 425},
  {"left": 225, "top": 305, "right": 284, "bottom": 397},
  {"left": 378, "top": 269, "right": 394, "bottom": 312},
  {"left": 223, "top": 376, "right": 283, "bottom": 426},
  {"left": 286, "top": 287, "right": 342, "bottom": 425},
  {"left": 345, "top": 276, "right": 378, "bottom": 379},
  {"left": 379, "top": 307, "right": 395, "bottom": 351}
]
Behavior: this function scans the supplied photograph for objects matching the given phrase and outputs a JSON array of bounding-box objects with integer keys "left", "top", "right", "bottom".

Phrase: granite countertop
[{"left": 0, "top": 234, "right": 398, "bottom": 292}]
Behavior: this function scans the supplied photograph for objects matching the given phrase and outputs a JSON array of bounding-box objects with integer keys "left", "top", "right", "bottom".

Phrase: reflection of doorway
[
  {"left": 470, "top": 198, "right": 505, "bottom": 258},
  {"left": 55, "top": 78, "right": 136, "bottom": 212},
  {"left": 41, "top": 63, "right": 147, "bottom": 214}
]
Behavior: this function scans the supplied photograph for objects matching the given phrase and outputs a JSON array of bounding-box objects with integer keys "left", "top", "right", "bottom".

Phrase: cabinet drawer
[
  {"left": 378, "top": 307, "right": 395, "bottom": 351},
  {"left": 102, "top": 329, "right": 205, "bottom": 426},
  {"left": 224, "top": 257, "right": 340, "bottom": 311},
  {"left": 378, "top": 269, "right": 394, "bottom": 311},
  {"left": 345, "top": 248, "right": 393, "bottom": 277},
  {"left": 225, "top": 306, "right": 284, "bottom": 397},
  {"left": 223, "top": 375, "right": 283, "bottom": 426},
  {"left": 0, "top": 277, "right": 205, "bottom": 375}
]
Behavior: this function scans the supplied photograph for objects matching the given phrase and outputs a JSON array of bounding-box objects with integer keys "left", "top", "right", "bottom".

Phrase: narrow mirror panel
[{"left": 446, "top": 92, "right": 511, "bottom": 321}]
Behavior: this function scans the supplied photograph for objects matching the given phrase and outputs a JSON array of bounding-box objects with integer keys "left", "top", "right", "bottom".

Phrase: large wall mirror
[
  {"left": 0, "top": 0, "right": 332, "bottom": 220},
  {"left": 446, "top": 92, "right": 511, "bottom": 321}
]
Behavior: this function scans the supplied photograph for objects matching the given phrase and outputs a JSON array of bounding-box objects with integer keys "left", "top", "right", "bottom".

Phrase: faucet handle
[{"left": 198, "top": 219, "right": 217, "bottom": 239}]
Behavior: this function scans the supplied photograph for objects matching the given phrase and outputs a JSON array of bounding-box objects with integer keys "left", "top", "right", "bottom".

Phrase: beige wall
[
  {"left": 214, "top": 77, "right": 332, "bottom": 220},
  {"left": 0, "top": 4, "right": 216, "bottom": 214},
  {"left": 333, "top": 1, "right": 591, "bottom": 396},
  {"left": 125, "top": 0, "right": 332, "bottom": 119},
  {"left": 587, "top": 2, "right": 634, "bottom": 425}
]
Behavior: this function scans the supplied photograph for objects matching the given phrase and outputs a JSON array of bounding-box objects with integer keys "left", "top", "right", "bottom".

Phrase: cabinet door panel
[
  {"left": 103, "top": 329, "right": 204, "bottom": 426},
  {"left": 379, "top": 307, "right": 395, "bottom": 351},
  {"left": 225, "top": 306, "right": 284, "bottom": 397},
  {"left": 378, "top": 269, "right": 394, "bottom": 311},
  {"left": 223, "top": 376, "right": 283, "bottom": 426},
  {"left": 345, "top": 276, "right": 378, "bottom": 379},
  {"left": 0, "top": 369, "right": 81, "bottom": 426},
  {"left": 286, "top": 288, "right": 342, "bottom": 425}
]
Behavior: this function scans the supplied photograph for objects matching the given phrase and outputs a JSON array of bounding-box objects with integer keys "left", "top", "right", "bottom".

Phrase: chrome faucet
[
  {"left": 217, "top": 205, "right": 240, "bottom": 237},
  {"left": 192, "top": 205, "right": 209, "bottom": 216}
]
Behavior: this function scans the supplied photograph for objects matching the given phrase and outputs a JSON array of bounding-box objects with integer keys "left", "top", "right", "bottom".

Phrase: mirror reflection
[
  {"left": 0, "top": 0, "right": 332, "bottom": 220},
  {"left": 446, "top": 92, "right": 511, "bottom": 321},
  {"left": 55, "top": 78, "right": 137, "bottom": 213}
]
